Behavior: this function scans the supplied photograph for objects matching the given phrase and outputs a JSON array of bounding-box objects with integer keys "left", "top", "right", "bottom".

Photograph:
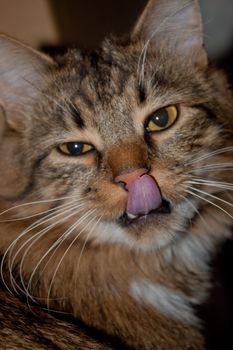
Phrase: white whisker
[
  {"left": 0, "top": 200, "right": 85, "bottom": 295},
  {"left": 77, "top": 215, "right": 102, "bottom": 270},
  {"left": 188, "top": 146, "right": 233, "bottom": 165},
  {"left": 0, "top": 198, "right": 81, "bottom": 223},
  {"left": 187, "top": 186, "right": 233, "bottom": 208},
  {"left": 186, "top": 179, "right": 233, "bottom": 191},
  {"left": 73, "top": 215, "right": 103, "bottom": 296},
  {"left": 0, "top": 193, "right": 82, "bottom": 218},
  {"left": 137, "top": 1, "right": 192, "bottom": 86},
  {"left": 26, "top": 208, "right": 93, "bottom": 300},
  {"left": 185, "top": 189, "right": 233, "bottom": 220},
  {"left": 190, "top": 162, "right": 233, "bottom": 173},
  {"left": 23, "top": 77, "right": 69, "bottom": 115},
  {"left": 15, "top": 203, "right": 87, "bottom": 296},
  {"left": 180, "top": 194, "right": 210, "bottom": 230},
  {"left": 46, "top": 209, "right": 97, "bottom": 310}
]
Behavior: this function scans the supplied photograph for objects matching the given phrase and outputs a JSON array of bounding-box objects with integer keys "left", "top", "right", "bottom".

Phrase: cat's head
[{"left": 0, "top": 0, "right": 232, "bottom": 251}]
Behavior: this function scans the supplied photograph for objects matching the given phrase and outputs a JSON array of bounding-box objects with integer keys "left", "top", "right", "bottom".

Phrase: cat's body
[
  {"left": 0, "top": 0, "right": 232, "bottom": 349},
  {"left": 0, "top": 288, "right": 119, "bottom": 350}
]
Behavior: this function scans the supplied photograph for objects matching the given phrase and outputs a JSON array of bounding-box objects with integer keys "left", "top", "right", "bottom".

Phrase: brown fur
[
  {"left": 0, "top": 288, "right": 117, "bottom": 350},
  {"left": 0, "top": 0, "right": 233, "bottom": 349}
]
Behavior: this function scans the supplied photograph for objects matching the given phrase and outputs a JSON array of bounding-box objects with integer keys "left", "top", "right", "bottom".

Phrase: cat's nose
[
  {"left": 115, "top": 168, "right": 148, "bottom": 190},
  {"left": 115, "top": 168, "right": 162, "bottom": 216}
]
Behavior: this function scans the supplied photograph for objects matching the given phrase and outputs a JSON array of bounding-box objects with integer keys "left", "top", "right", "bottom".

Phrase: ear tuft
[{"left": 132, "top": 0, "right": 208, "bottom": 68}]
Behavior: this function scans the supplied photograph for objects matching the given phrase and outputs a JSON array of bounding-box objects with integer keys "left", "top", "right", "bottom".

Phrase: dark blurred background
[
  {"left": 0, "top": 0, "right": 146, "bottom": 48},
  {"left": 0, "top": 0, "right": 233, "bottom": 60},
  {"left": 47, "top": 0, "right": 146, "bottom": 48},
  {"left": 1, "top": 0, "right": 233, "bottom": 79}
]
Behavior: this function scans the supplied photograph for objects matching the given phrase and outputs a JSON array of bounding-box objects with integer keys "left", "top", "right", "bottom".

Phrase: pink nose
[
  {"left": 115, "top": 168, "right": 162, "bottom": 216},
  {"left": 115, "top": 168, "right": 148, "bottom": 190}
]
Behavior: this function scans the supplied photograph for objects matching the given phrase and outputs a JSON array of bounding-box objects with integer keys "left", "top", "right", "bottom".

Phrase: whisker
[
  {"left": 72, "top": 215, "right": 102, "bottom": 295},
  {"left": 0, "top": 193, "right": 82, "bottom": 218},
  {"left": 46, "top": 209, "right": 97, "bottom": 310},
  {"left": 77, "top": 215, "right": 102, "bottom": 270},
  {"left": 14, "top": 203, "right": 87, "bottom": 296},
  {"left": 186, "top": 180, "right": 233, "bottom": 191},
  {"left": 193, "top": 168, "right": 233, "bottom": 173},
  {"left": 139, "top": 30, "right": 196, "bottom": 87},
  {"left": 0, "top": 201, "right": 85, "bottom": 295},
  {"left": 138, "top": 39, "right": 150, "bottom": 87},
  {"left": 41, "top": 307, "right": 72, "bottom": 315},
  {"left": 26, "top": 208, "right": 92, "bottom": 300},
  {"left": 190, "top": 178, "right": 233, "bottom": 186},
  {"left": 187, "top": 186, "right": 233, "bottom": 208},
  {"left": 137, "top": 1, "right": 192, "bottom": 86},
  {"left": 8, "top": 199, "right": 85, "bottom": 257},
  {"left": 185, "top": 189, "right": 233, "bottom": 220},
  {"left": 22, "top": 77, "right": 69, "bottom": 115},
  {"left": 190, "top": 163, "right": 233, "bottom": 173},
  {"left": 73, "top": 215, "right": 103, "bottom": 293},
  {"left": 180, "top": 194, "right": 210, "bottom": 230},
  {"left": 0, "top": 198, "right": 81, "bottom": 223},
  {"left": 188, "top": 146, "right": 233, "bottom": 165},
  {"left": 6, "top": 200, "right": 84, "bottom": 269}
]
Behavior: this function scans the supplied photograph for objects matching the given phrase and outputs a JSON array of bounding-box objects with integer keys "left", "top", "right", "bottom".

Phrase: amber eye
[
  {"left": 146, "top": 105, "right": 178, "bottom": 132},
  {"left": 58, "top": 142, "right": 93, "bottom": 156}
]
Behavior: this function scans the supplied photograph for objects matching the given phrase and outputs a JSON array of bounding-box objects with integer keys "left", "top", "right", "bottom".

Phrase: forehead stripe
[
  {"left": 194, "top": 104, "right": 217, "bottom": 120},
  {"left": 138, "top": 82, "right": 146, "bottom": 103},
  {"left": 70, "top": 102, "right": 85, "bottom": 128}
]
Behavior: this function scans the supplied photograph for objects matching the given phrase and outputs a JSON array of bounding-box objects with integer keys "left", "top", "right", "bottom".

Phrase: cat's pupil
[
  {"left": 67, "top": 142, "right": 83, "bottom": 155},
  {"left": 151, "top": 109, "right": 169, "bottom": 127}
]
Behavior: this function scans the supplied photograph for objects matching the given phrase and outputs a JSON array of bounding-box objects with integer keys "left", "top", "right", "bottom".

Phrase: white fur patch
[
  {"left": 89, "top": 221, "right": 135, "bottom": 247},
  {"left": 130, "top": 279, "right": 199, "bottom": 325},
  {"left": 88, "top": 220, "right": 178, "bottom": 251}
]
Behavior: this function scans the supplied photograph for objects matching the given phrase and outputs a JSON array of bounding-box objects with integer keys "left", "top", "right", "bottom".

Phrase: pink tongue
[{"left": 127, "top": 175, "right": 162, "bottom": 216}]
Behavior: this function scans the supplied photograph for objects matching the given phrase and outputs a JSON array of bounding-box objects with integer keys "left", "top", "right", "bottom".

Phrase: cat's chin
[
  {"left": 90, "top": 218, "right": 179, "bottom": 252},
  {"left": 87, "top": 199, "right": 186, "bottom": 252}
]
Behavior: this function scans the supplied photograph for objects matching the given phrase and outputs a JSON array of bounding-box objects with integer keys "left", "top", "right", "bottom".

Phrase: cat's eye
[
  {"left": 58, "top": 142, "right": 93, "bottom": 156},
  {"left": 146, "top": 106, "right": 178, "bottom": 132}
]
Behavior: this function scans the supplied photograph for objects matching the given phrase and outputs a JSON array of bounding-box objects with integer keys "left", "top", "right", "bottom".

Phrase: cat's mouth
[{"left": 118, "top": 199, "right": 171, "bottom": 226}]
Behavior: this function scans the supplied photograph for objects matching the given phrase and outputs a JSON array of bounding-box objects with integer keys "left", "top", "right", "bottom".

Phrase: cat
[{"left": 0, "top": 0, "right": 233, "bottom": 349}]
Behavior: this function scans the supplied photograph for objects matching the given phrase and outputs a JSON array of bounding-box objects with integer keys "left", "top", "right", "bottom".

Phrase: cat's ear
[
  {"left": 132, "top": 0, "right": 208, "bottom": 68},
  {"left": 0, "top": 34, "right": 55, "bottom": 130}
]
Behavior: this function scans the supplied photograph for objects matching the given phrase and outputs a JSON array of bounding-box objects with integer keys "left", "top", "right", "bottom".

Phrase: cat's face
[{"left": 0, "top": 0, "right": 232, "bottom": 251}]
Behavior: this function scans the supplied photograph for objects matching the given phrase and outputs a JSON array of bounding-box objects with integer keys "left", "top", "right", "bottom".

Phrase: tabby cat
[{"left": 0, "top": 0, "right": 232, "bottom": 349}]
